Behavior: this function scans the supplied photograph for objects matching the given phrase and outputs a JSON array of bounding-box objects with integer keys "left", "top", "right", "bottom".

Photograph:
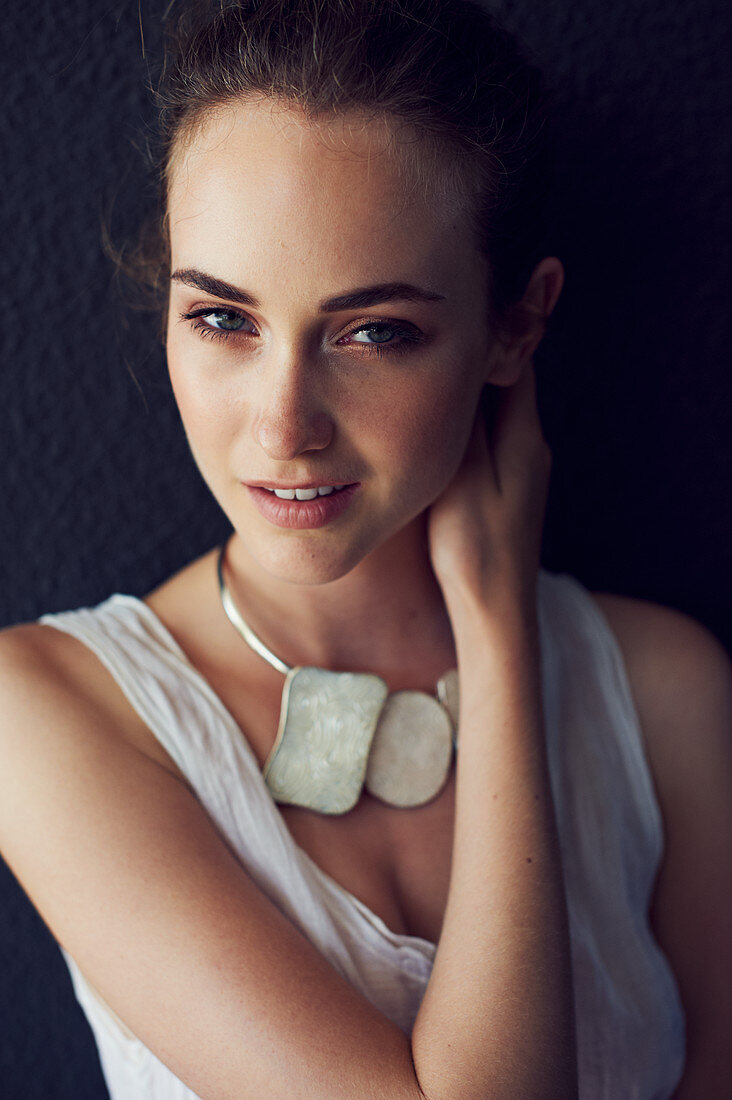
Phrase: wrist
[
  {"left": 448, "top": 594, "right": 540, "bottom": 678},
  {"left": 442, "top": 570, "right": 539, "bottom": 636}
]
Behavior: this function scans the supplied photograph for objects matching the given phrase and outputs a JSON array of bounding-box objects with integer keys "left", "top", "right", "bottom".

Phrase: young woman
[{"left": 1, "top": 1, "right": 730, "bottom": 1097}]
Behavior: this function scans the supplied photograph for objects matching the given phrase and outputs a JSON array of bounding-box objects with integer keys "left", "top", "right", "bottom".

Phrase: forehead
[{"left": 166, "top": 97, "right": 484, "bottom": 298}]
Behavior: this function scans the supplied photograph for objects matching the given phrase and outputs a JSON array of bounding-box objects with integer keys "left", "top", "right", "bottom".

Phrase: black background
[{"left": 1, "top": 1, "right": 730, "bottom": 1095}]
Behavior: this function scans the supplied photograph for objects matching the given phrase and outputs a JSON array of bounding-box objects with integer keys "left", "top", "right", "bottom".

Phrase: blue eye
[
  {"left": 344, "top": 322, "right": 424, "bottom": 356},
  {"left": 205, "top": 310, "right": 248, "bottom": 331},
  {"left": 350, "top": 323, "right": 396, "bottom": 344},
  {"left": 180, "top": 307, "right": 252, "bottom": 340}
]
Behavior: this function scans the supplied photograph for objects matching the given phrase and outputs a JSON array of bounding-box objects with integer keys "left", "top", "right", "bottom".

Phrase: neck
[{"left": 225, "top": 515, "right": 456, "bottom": 688}]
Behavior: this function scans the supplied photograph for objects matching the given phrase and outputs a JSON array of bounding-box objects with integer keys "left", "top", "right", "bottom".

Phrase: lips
[
  {"left": 260, "top": 484, "right": 351, "bottom": 501},
  {"left": 249, "top": 480, "right": 355, "bottom": 491},
  {"left": 245, "top": 482, "right": 360, "bottom": 529}
]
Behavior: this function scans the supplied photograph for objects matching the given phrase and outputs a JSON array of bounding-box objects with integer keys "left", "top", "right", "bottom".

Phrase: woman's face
[{"left": 166, "top": 98, "right": 500, "bottom": 584}]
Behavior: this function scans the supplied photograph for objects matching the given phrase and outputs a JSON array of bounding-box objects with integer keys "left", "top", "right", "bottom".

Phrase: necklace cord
[{"left": 216, "top": 543, "right": 292, "bottom": 675}]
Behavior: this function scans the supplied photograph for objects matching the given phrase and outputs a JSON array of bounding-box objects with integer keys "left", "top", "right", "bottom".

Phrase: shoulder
[
  {"left": 587, "top": 592, "right": 732, "bottom": 797},
  {"left": 589, "top": 591, "right": 732, "bottom": 1094},
  {"left": 0, "top": 617, "right": 127, "bottom": 733},
  {"left": 0, "top": 619, "right": 187, "bottom": 785},
  {"left": 0, "top": 620, "right": 129, "bottom": 898},
  {"left": 588, "top": 590, "right": 730, "bottom": 697},
  {"left": 0, "top": 619, "right": 95, "bottom": 711}
]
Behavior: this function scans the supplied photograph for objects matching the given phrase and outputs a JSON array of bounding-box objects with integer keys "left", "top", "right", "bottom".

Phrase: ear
[{"left": 487, "top": 257, "right": 565, "bottom": 386}]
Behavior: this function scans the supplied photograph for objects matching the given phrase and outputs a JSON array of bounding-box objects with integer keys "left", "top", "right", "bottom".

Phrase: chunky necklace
[{"left": 216, "top": 544, "right": 459, "bottom": 815}]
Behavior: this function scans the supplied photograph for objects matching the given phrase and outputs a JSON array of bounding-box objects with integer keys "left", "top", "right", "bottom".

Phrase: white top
[{"left": 39, "top": 569, "right": 686, "bottom": 1099}]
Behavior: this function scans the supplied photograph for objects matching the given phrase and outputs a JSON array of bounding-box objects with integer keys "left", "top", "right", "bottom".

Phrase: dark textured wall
[{"left": 1, "top": 1, "right": 730, "bottom": 1095}]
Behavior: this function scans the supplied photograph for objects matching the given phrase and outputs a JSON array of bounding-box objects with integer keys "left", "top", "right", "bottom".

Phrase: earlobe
[{"left": 485, "top": 356, "right": 523, "bottom": 388}]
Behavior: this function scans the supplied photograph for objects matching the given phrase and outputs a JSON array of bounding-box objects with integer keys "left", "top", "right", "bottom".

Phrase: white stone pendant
[
  {"left": 365, "top": 690, "right": 454, "bottom": 807},
  {"left": 263, "top": 666, "right": 388, "bottom": 815},
  {"left": 262, "top": 665, "right": 461, "bottom": 815}
]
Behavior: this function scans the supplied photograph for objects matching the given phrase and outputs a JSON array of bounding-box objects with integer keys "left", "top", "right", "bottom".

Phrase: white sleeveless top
[{"left": 39, "top": 569, "right": 685, "bottom": 1099}]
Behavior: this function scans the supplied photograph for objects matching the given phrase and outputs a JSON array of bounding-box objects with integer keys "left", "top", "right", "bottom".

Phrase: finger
[
  {"left": 461, "top": 386, "right": 498, "bottom": 484},
  {"left": 493, "top": 361, "right": 540, "bottom": 439},
  {"left": 455, "top": 390, "right": 484, "bottom": 466},
  {"left": 491, "top": 363, "right": 549, "bottom": 491}
]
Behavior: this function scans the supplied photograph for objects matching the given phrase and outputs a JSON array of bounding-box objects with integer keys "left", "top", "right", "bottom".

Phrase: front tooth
[
  {"left": 274, "top": 488, "right": 296, "bottom": 499},
  {"left": 317, "top": 486, "right": 334, "bottom": 496},
  {"left": 295, "top": 487, "right": 319, "bottom": 500}
]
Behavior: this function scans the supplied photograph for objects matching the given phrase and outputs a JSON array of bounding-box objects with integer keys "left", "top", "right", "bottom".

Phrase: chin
[{"left": 248, "top": 532, "right": 372, "bottom": 588}]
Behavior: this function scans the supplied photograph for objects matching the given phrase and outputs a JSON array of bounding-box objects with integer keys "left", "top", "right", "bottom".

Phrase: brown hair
[{"left": 127, "top": 0, "right": 555, "bottom": 337}]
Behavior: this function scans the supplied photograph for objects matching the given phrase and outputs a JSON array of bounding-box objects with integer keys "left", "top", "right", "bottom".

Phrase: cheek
[
  {"left": 364, "top": 357, "right": 482, "bottom": 501},
  {"left": 407, "top": 402, "right": 474, "bottom": 499},
  {"left": 165, "top": 359, "right": 254, "bottom": 504},
  {"left": 166, "top": 341, "right": 242, "bottom": 454}
]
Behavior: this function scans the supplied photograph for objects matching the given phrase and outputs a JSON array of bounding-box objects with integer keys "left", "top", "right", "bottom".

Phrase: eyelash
[{"left": 179, "top": 308, "right": 426, "bottom": 358}]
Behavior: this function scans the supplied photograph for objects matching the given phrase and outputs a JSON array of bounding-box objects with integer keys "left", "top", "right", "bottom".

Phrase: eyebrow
[{"left": 170, "top": 268, "right": 446, "bottom": 311}]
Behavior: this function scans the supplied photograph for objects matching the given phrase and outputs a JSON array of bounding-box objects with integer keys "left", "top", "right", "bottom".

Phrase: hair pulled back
[{"left": 136, "top": 0, "right": 554, "bottom": 335}]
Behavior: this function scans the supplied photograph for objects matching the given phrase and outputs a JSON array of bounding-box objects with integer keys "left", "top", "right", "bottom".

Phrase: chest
[
  {"left": 196, "top": 651, "right": 457, "bottom": 944},
  {"left": 278, "top": 776, "right": 455, "bottom": 943}
]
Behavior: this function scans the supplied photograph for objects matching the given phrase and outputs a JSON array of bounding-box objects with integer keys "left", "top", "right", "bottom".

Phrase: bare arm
[
  {"left": 417, "top": 364, "right": 576, "bottom": 1098},
  {"left": 414, "top": 598, "right": 576, "bottom": 1099},
  {"left": 0, "top": 626, "right": 423, "bottom": 1100},
  {"left": 0, "top": 366, "right": 576, "bottom": 1099}
]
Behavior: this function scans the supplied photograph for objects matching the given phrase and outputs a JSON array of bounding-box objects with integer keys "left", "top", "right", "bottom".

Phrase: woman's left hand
[{"left": 427, "top": 361, "right": 552, "bottom": 614}]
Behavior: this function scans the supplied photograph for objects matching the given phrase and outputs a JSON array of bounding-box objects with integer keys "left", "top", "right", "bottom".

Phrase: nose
[{"left": 252, "top": 355, "right": 334, "bottom": 461}]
